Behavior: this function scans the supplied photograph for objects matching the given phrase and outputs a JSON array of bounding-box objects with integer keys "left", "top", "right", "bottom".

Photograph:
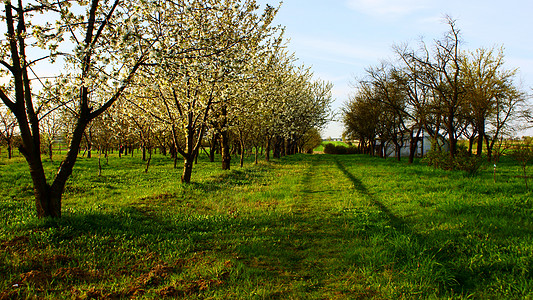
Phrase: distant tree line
[{"left": 343, "top": 17, "right": 530, "bottom": 164}]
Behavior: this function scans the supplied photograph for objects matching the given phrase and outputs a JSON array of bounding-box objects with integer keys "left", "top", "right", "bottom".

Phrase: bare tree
[{"left": 399, "top": 16, "right": 464, "bottom": 158}]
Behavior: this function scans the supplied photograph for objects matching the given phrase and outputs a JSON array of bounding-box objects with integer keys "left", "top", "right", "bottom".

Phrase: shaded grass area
[{"left": 0, "top": 152, "right": 532, "bottom": 299}]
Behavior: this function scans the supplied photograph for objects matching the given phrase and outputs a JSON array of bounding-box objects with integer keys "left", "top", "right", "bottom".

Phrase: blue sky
[{"left": 257, "top": 0, "right": 533, "bottom": 137}]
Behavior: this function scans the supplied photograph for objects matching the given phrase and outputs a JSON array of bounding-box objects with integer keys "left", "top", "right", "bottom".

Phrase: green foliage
[
  {"left": 423, "top": 147, "right": 485, "bottom": 176},
  {"left": 0, "top": 153, "right": 532, "bottom": 298},
  {"left": 323, "top": 143, "right": 360, "bottom": 154},
  {"left": 301, "top": 128, "right": 323, "bottom": 154}
]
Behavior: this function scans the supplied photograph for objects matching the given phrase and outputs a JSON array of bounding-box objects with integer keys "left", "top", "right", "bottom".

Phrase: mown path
[{"left": 246, "top": 154, "right": 417, "bottom": 298}]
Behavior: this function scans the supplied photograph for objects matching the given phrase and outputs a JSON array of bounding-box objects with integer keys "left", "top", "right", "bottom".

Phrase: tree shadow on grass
[
  {"left": 332, "top": 156, "right": 412, "bottom": 234},
  {"left": 331, "top": 155, "right": 533, "bottom": 296}
]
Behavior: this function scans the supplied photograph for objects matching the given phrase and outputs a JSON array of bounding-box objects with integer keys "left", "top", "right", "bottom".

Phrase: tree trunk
[
  {"left": 476, "top": 120, "right": 485, "bottom": 157},
  {"left": 395, "top": 141, "right": 401, "bottom": 161},
  {"left": 273, "top": 137, "right": 282, "bottom": 159},
  {"left": 240, "top": 140, "right": 245, "bottom": 167},
  {"left": 209, "top": 133, "right": 218, "bottom": 163},
  {"left": 447, "top": 111, "right": 457, "bottom": 158},
  {"left": 468, "top": 135, "right": 475, "bottom": 156},
  {"left": 221, "top": 130, "right": 231, "bottom": 170},
  {"left": 30, "top": 116, "right": 89, "bottom": 218},
  {"left": 98, "top": 152, "right": 102, "bottom": 176},
  {"left": 181, "top": 156, "right": 194, "bottom": 183},
  {"left": 7, "top": 142, "right": 12, "bottom": 159},
  {"left": 144, "top": 151, "right": 152, "bottom": 173},
  {"left": 85, "top": 130, "right": 92, "bottom": 159},
  {"left": 265, "top": 137, "right": 271, "bottom": 162},
  {"left": 48, "top": 142, "right": 53, "bottom": 162},
  {"left": 36, "top": 188, "right": 62, "bottom": 218},
  {"left": 28, "top": 156, "right": 59, "bottom": 218},
  {"left": 485, "top": 134, "right": 493, "bottom": 162},
  {"left": 408, "top": 128, "right": 421, "bottom": 164}
]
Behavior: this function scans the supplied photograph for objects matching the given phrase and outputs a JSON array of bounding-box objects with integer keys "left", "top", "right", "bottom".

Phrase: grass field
[{"left": 0, "top": 150, "right": 532, "bottom": 299}]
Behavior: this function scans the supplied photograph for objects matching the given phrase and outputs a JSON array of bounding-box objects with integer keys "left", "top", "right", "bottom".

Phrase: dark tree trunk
[
  {"left": 476, "top": 120, "right": 485, "bottom": 157},
  {"left": 485, "top": 134, "right": 493, "bottom": 162},
  {"left": 179, "top": 109, "right": 208, "bottom": 183},
  {"left": 7, "top": 142, "right": 12, "bottom": 159},
  {"left": 408, "top": 139, "right": 417, "bottom": 164},
  {"left": 27, "top": 153, "right": 57, "bottom": 218},
  {"left": 144, "top": 150, "right": 152, "bottom": 173},
  {"left": 240, "top": 140, "right": 245, "bottom": 168},
  {"left": 265, "top": 137, "right": 271, "bottom": 162},
  {"left": 468, "top": 135, "right": 475, "bottom": 156},
  {"left": 395, "top": 142, "right": 401, "bottom": 161},
  {"left": 169, "top": 145, "right": 176, "bottom": 159},
  {"left": 209, "top": 133, "right": 218, "bottom": 163},
  {"left": 181, "top": 156, "right": 193, "bottom": 183},
  {"left": 220, "top": 130, "right": 231, "bottom": 170},
  {"left": 31, "top": 117, "right": 89, "bottom": 218},
  {"left": 85, "top": 130, "right": 92, "bottom": 159},
  {"left": 408, "top": 128, "right": 422, "bottom": 164},
  {"left": 273, "top": 137, "right": 282, "bottom": 159},
  {"left": 447, "top": 110, "right": 457, "bottom": 158},
  {"left": 48, "top": 143, "right": 53, "bottom": 162}
]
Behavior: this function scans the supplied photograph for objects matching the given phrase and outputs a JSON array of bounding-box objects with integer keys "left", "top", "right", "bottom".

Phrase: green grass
[{"left": 0, "top": 150, "right": 532, "bottom": 299}]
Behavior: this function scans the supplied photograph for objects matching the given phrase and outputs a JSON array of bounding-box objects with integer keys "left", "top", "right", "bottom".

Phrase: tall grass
[{"left": 0, "top": 150, "right": 531, "bottom": 299}]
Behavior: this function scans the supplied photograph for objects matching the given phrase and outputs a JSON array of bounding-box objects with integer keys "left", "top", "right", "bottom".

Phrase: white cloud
[
  {"left": 346, "top": 0, "right": 428, "bottom": 18},
  {"left": 295, "top": 35, "right": 390, "bottom": 64}
]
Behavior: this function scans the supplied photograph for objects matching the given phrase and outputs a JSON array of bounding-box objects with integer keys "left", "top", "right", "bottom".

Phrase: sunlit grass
[{"left": 0, "top": 149, "right": 531, "bottom": 299}]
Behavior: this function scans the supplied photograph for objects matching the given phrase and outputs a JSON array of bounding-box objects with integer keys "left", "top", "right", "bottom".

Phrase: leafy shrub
[
  {"left": 423, "top": 149, "right": 453, "bottom": 170},
  {"left": 423, "top": 147, "right": 485, "bottom": 176},
  {"left": 323, "top": 143, "right": 360, "bottom": 154},
  {"left": 454, "top": 149, "right": 485, "bottom": 176},
  {"left": 323, "top": 143, "right": 336, "bottom": 154}
]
